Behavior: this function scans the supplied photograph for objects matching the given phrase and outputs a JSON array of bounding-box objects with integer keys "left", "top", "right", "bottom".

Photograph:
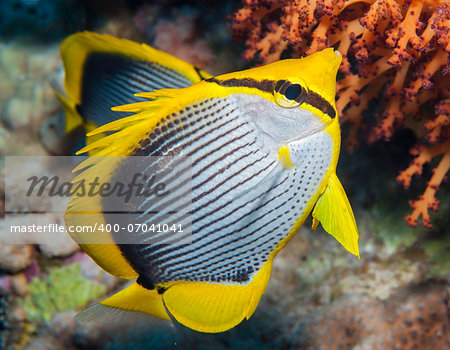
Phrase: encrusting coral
[
  {"left": 20, "top": 264, "right": 106, "bottom": 323},
  {"left": 232, "top": 0, "right": 449, "bottom": 228}
]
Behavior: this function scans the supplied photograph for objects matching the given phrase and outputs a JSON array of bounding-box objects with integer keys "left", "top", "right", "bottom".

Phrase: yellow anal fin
[
  {"left": 66, "top": 170, "right": 138, "bottom": 280},
  {"left": 78, "top": 243, "right": 138, "bottom": 280},
  {"left": 99, "top": 282, "right": 170, "bottom": 321},
  {"left": 162, "top": 261, "right": 272, "bottom": 333},
  {"left": 66, "top": 209, "right": 137, "bottom": 279},
  {"left": 312, "top": 173, "right": 360, "bottom": 257}
]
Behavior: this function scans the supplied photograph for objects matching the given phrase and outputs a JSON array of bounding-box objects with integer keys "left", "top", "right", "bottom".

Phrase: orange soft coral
[
  {"left": 397, "top": 139, "right": 450, "bottom": 228},
  {"left": 232, "top": 0, "right": 450, "bottom": 227}
]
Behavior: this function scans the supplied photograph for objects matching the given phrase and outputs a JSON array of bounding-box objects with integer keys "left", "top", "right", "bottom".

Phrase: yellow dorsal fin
[
  {"left": 312, "top": 173, "right": 360, "bottom": 257},
  {"left": 66, "top": 157, "right": 138, "bottom": 279},
  {"left": 78, "top": 243, "right": 138, "bottom": 280},
  {"left": 76, "top": 104, "right": 167, "bottom": 156},
  {"left": 73, "top": 89, "right": 183, "bottom": 156}
]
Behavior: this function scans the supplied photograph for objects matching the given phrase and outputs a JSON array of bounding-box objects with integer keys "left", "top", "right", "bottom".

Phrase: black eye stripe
[
  {"left": 305, "top": 91, "right": 336, "bottom": 118},
  {"left": 274, "top": 80, "right": 286, "bottom": 93},
  {"left": 205, "top": 77, "right": 336, "bottom": 118}
]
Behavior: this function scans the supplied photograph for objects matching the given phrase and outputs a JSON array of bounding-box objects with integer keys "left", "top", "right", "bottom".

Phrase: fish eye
[
  {"left": 273, "top": 80, "right": 308, "bottom": 108},
  {"left": 285, "top": 84, "right": 302, "bottom": 100}
]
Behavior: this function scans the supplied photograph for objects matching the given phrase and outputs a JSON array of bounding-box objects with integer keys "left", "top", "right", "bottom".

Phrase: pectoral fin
[
  {"left": 278, "top": 144, "right": 294, "bottom": 169},
  {"left": 312, "top": 173, "right": 359, "bottom": 257}
]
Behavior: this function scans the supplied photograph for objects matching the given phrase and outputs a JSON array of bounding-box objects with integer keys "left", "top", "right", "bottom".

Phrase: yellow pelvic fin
[
  {"left": 312, "top": 173, "right": 360, "bottom": 257},
  {"left": 278, "top": 145, "right": 294, "bottom": 169},
  {"left": 162, "top": 260, "right": 273, "bottom": 333},
  {"left": 55, "top": 91, "right": 83, "bottom": 134},
  {"left": 100, "top": 282, "right": 170, "bottom": 321}
]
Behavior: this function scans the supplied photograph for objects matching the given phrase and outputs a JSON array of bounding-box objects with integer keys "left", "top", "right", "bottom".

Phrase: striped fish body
[
  {"left": 63, "top": 33, "right": 359, "bottom": 333},
  {"left": 110, "top": 94, "right": 334, "bottom": 285}
]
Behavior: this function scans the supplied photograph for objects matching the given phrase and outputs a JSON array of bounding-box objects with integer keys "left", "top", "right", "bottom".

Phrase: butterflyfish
[
  {"left": 62, "top": 32, "right": 359, "bottom": 333},
  {"left": 59, "top": 32, "right": 211, "bottom": 151}
]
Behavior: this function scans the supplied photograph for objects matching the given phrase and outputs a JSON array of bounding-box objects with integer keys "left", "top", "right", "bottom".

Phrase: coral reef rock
[
  {"left": 299, "top": 282, "right": 450, "bottom": 350},
  {"left": 0, "top": 244, "right": 33, "bottom": 273}
]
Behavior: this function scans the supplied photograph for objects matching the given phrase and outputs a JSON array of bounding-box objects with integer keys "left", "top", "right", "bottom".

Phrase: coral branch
[
  {"left": 398, "top": 139, "right": 450, "bottom": 227},
  {"left": 232, "top": 0, "right": 450, "bottom": 227},
  {"left": 425, "top": 99, "right": 450, "bottom": 143},
  {"left": 385, "top": 0, "right": 424, "bottom": 66}
]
